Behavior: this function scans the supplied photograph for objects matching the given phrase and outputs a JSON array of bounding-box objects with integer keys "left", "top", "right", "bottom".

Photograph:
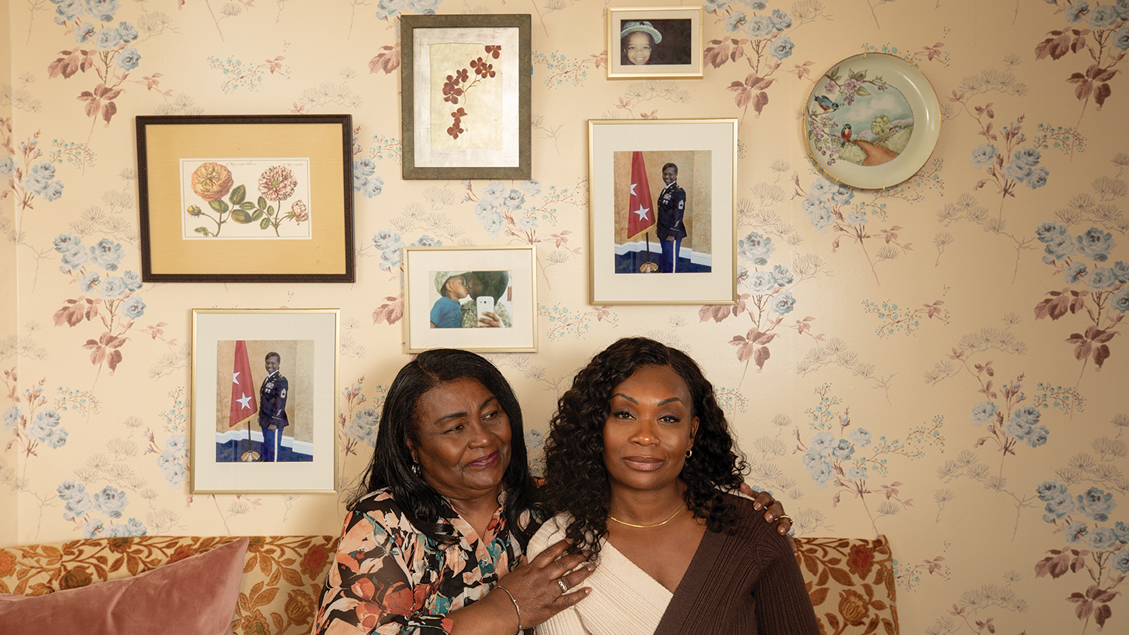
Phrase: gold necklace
[{"left": 608, "top": 503, "right": 686, "bottom": 528}]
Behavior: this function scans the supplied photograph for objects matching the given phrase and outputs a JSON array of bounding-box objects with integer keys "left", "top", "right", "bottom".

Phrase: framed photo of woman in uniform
[
  {"left": 607, "top": 7, "right": 704, "bottom": 79},
  {"left": 588, "top": 119, "right": 737, "bottom": 305},
  {"left": 190, "top": 309, "right": 339, "bottom": 494}
]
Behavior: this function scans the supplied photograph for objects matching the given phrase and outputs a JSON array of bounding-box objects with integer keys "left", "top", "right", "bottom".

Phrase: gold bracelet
[{"left": 495, "top": 584, "right": 522, "bottom": 633}]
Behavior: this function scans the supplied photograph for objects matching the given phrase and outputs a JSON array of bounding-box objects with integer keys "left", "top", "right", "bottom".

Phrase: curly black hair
[
  {"left": 540, "top": 337, "right": 749, "bottom": 558},
  {"left": 353, "top": 349, "right": 538, "bottom": 546}
]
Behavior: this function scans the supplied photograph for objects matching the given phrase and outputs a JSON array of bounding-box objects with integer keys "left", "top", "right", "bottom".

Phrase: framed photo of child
[
  {"left": 607, "top": 7, "right": 704, "bottom": 79},
  {"left": 403, "top": 246, "right": 537, "bottom": 352}
]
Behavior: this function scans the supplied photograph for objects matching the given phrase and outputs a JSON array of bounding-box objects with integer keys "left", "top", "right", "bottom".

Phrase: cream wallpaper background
[{"left": 2, "top": 1, "right": 1129, "bottom": 633}]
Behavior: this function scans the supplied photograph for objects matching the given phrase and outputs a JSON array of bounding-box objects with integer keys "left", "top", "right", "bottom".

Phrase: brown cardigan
[{"left": 654, "top": 494, "right": 821, "bottom": 635}]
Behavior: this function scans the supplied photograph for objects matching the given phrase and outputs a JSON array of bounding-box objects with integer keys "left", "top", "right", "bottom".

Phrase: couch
[{"left": 0, "top": 534, "right": 897, "bottom": 634}]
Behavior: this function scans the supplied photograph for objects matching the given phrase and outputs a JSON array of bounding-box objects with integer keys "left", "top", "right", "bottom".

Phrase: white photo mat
[
  {"left": 191, "top": 309, "right": 338, "bottom": 494},
  {"left": 607, "top": 6, "right": 704, "bottom": 79}
]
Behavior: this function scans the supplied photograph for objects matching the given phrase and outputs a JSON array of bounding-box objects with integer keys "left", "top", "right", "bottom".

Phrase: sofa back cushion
[
  {"left": 0, "top": 537, "right": 247, "bottom": 635},
  {"left": 794, "top": 535, "right": 899, "bottom": 635}
]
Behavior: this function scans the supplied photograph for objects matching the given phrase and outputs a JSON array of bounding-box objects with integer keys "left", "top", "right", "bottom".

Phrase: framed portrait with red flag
[
  {"left": 191, "top": 309, "right": 339, "bottom": 494},
  {"left": 588, "top": 119, "right": 737, "bottom": 304}
]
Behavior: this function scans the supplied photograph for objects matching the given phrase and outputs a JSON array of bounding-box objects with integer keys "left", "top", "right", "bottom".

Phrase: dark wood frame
[
  {"left": 136, "top": 114, "right": 355, "bottom": 283},
  {"left": 400, "top": 14, "right": 531, "bottom": 180}
]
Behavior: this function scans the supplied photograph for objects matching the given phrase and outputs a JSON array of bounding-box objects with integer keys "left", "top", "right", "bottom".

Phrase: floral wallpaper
[{"left": 2, "top": 0, "right": 1128, "bottom": 633}]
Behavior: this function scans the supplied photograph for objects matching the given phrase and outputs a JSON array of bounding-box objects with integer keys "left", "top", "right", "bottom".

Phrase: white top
[{"left": 528, "top": 514, "right": 672, "bottom": 635}]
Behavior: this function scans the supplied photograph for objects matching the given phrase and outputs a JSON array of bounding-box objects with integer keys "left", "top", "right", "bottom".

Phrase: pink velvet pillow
[{"left": 0, "top": 537, "right": 247, "bottom": 635}]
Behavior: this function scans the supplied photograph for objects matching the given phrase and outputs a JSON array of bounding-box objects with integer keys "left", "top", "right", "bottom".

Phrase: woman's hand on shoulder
[
  {"left": 497, "top": 539, "right": 595, "bottom": 629},
  {"left": 737, "top": 483, "right": 796, "bottom": 554}
]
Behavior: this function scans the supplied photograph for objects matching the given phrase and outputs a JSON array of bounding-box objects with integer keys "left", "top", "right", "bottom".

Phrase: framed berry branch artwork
[
  {"left": 401, "top": 14, "right": 532, "bottom": 180},
  {"left": 135, "top": 114, "right": 355, "bottom": 282}
]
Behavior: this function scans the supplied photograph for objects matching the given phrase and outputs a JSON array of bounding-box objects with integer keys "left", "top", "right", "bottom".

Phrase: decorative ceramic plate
[{"left": 803, "top": 53, "right": 940, "bottom": 189}]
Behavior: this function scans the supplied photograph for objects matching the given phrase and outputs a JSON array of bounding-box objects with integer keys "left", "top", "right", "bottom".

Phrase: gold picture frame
[
  {"left": 400, "top": 14, "right": 532, "bottom": 179},
  {"left": 588, "top": 119, "right": 737, "bottom": 305},
  {"left": 403, "top": 246, "right": 537, "bottom": 352},
  {"left": 607, "top": 6, "right": 704, "bottom": 79},
  {"left": 136, "top": 115, "right": 355, "bottom": 282},
  {"left": 190, "top": 308, "right": 339, "bottom": 494}
]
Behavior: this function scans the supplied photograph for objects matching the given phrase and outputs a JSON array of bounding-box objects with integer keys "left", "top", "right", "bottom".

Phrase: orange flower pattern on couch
[
  {"left": 795, "top": 535, "right": 899, "bottom": 635},
  {"left": 0, "top": 535, "right": 337, "bottom": 635}
]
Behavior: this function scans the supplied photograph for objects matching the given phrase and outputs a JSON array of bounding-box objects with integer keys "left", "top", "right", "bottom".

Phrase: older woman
[
  {"left": 531, "top": 338, "right": 818, "bottom": 635},
  {"left": 313, "top": 348, "right": 790, "bottom": 634}
]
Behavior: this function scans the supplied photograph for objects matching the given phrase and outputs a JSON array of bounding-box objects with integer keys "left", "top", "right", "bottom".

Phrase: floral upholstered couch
[{"left": 0, "top": 533, "right": 896, "bottom": 635}]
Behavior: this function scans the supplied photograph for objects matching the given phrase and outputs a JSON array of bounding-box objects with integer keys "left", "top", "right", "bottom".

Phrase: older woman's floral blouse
[{"left": 313, "top": 488, "right": 537, "bottom": 635}]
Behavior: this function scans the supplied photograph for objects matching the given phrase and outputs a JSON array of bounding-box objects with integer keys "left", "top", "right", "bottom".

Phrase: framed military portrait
[
  {"left": 190, "top": 309, "right": 339, "bottom": 494},
  {"left": 588, "top": 119, "right": 737, "bottom": 305}
]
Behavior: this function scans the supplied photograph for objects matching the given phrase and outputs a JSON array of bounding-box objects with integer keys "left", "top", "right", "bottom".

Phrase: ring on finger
[
  {"left": 557, "top": 577, "right": 569, "bottom": 593},
  {"left": 777, "top": 514, "right": 793, "bottom": 524}
]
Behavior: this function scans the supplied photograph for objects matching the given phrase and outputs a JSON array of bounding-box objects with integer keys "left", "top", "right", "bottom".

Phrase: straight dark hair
[{"left": 353, "top": 349, "right": 538, "bottom": 546}]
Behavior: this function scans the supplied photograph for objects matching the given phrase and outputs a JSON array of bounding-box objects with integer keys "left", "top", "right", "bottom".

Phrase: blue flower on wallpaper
[
  {"left": 157, "top": 434, "right": 187, "bottom": 488},
  {"left": 772, "top": 264, "right": 793, "bottom": 285},
  {"left": 1090, "top": 4, "right": 1120, "bottom": 28},
  {"left": 376, "top": 0, "right": 443, "bottom": 20},
  {"left": 22, "top": 161, "right": 65, "bottom": 202},
  {"left": 772, "top": 291, "right": 796, "bottom": 315},
  {"left": 703, "top": 0, "right": 729, "bottom": 14},
  {"left": 1113, "top": 546, "right": 1129, "bottom": 573},
  {"left": 1078, "top": 487, "right": 1117, "bottom": 522},
  {"left": 1089, "top": 526, "right": 1119, "bottom": 550},
  {"left": 122, "top": 270, "right": 142, "bottom": 291},
  {"left": 82, "top": 518, "right": 103, "bottom": 538},
  {"left": 749, "top": 270, "right": 776, "bottom": 293},
  {"left": 57, "top": 480, "right": 93, "bottom": 521},
  {"left": 78, "top": 271, "right": 99, "bottom": 293},
  {"left": 1115, "top": 23, "right": 1129, "bottom": 50},
  {"left": 1066, "top": 1, "right": 1090, "bottom": 23},
  {"left": 1076, "top": 227, "right": 1117, "bottom": 262},
  {"left": 1002, "top": 146, "right": 1049, "bottom": 189},
  {"left": 738, "top": 231, "right": 775, "bottom": 265},
  {"left": 411, "top": 235, "right": 442, "bottom": 247},
  {"left": 771, "top": 9, "right": 792, "bottom": 30},
  {"left": 372, "top": 229, "right": 405, "bottom": 271},
  {"left": 348, "top": 406, "right": 380, "bottom": 447},
  {"left": 87, "top": 0, "right": 120, "bottom": 21},
  {"left": 353, "top": 159, "right": 384, "bottom": 198},
  {"left": 94, "top": 27, "right": 121, "bottom": 50},
  {"left": 520, "top": 179, "right": 542, "bottom": 197},
  {"left": 1064, "top": 261, "right": 1089, "bottom": 284},
  {"left": 89, "top": 238, "right": 124, "bottom": 271},
  {"left": 970, "top": 400, "right": 997, "bottom": 424},
  {"left": 28, "top": 409, "right": 68, "bottom": 448},
  {"left": 104, "top": 519, "right": 148, "bottom": 537},
  {"left": 830, "top": 184, "right": 855, "bottom": 205},
  {"left": 802, "top": 449, "right": 833, "bottom": 487},
  {"left": 748, "top": 15, "right": 774, "bottom": 38},
  {"left": 73, "top": 22, "right": 96, "bottom": 43},
  {"left": 117, "top": 47, "right": 140, "bottom": 71},
  {"left": 846, "top": 211, "right": 868, "bottom": 226},
  {"left": 970, "top": 143, "right": 997, "bottom": 166},
  {"left": 724, "top": 11, "right": 748, "bottom": 32},
  {"left": 503, "top": 189, "right": 526, "bottom": 209},
  {"left": 849, "top": 427, "right": 872, "bottom": 447},
  {"left": 121, "top": 296, "right": 145, "bottom": 320},
  {"left": 1113, "top": 261, "right": 1129, "bottom": 282},
  {"left": 1065, "top": 520, "right": 1090, "bottom": 543},
  {"left": 99, "top": 276, "right": 127, "bottom": 299},
  {"left": 1112, "top": 287, "right": 1129, "bottom": 312},
  {"left": 92, "top": 485, "right": 129, "bottom": 519},
  {"left": 3, "top": 406, "right": 19, "bottom": 432},
  {"left": 830, "top": 438, "right": 854, "bottom": 460},
  {"left": 769, "top": 36, "right": 794, "bottom": 60},
  {"left": 1089, "top": 267, "right": 1118, "bottom": 290},
  {"left": 0, "top": 156, "right": 14, "bottom": 178},
  {"left": 118, "top": 21, "right": 138, "bottom": 43},
  {"left": 55, "top": 0, "right": 83, "bottom": 23}
]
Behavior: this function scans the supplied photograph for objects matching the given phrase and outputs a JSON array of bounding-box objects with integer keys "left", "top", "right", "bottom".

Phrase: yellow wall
[{"left": 2, "top": 1, "right": 1128, "bottom": 632}]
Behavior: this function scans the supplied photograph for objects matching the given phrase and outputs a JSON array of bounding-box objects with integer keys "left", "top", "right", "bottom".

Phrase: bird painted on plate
[
  {"left": 814, "top": 96, "right": 839, "bottom": 112},
  {"left": 840, "top": 124, "right": 852, "bottom": 148}
]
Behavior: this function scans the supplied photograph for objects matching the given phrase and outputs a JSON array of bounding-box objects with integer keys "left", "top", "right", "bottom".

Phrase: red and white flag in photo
[
  {"left": 626, "top": 151, "right": 656, "bottom": 240},
  {"left": 229, "top": 340, "right": 258, "bottom": 428}
]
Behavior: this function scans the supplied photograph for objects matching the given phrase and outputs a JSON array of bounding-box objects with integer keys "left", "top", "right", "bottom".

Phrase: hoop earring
[{"left": 685, "top": 448, "right": 693, "bottom": 459}]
